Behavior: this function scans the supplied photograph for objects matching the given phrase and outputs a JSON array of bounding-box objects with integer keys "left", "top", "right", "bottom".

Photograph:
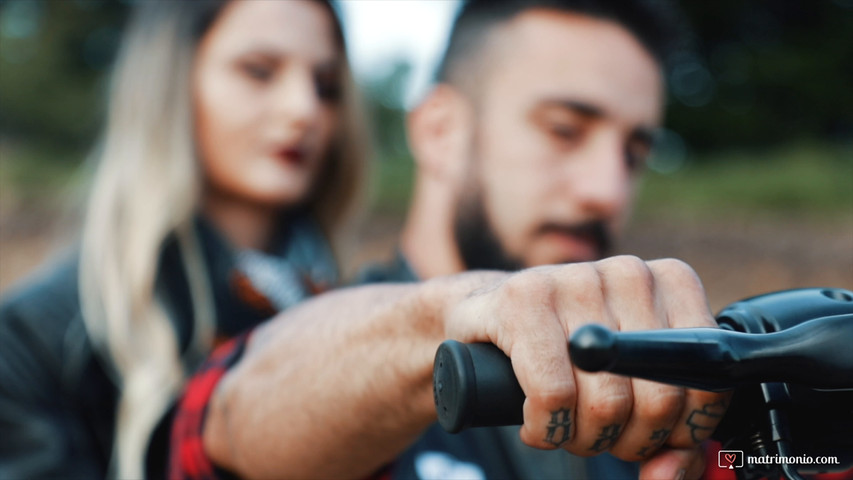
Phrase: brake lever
[{"left": 568, "top": 314, "right": 853, "bottom": 391}]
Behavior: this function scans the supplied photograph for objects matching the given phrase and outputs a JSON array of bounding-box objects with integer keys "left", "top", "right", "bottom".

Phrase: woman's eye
[
  {"left": 315, "top": 78, "right": 341, "bottom": 102},
  {"left": 314, "top": 69, "right": 342, "bottom": 103}
]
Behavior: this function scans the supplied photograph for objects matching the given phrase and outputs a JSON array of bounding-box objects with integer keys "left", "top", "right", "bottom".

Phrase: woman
[{"left": 0, "top": 1, "right": 367, "bottom": 478}]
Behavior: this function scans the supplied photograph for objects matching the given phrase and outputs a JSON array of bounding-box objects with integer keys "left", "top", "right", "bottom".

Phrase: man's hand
[
  {"left": 202, "top": 255, "right": 725, "bottom": 479},
  {"left": 442, "top": 255, "right": 729, "bottom": 479}
]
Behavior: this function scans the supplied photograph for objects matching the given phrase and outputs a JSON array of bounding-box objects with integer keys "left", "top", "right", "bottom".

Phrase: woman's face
[{"left": 193, "top": 0, "right": 342, "bottom": 208}]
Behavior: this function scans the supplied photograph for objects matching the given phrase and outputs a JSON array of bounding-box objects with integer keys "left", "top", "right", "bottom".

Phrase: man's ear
[{"left": 407, "top": 84, "right": 472, "bottom": 183}]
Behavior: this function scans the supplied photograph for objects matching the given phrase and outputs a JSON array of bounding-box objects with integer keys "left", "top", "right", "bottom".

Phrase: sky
[{"left": 336, "top": 0, "right": 461, "bottom": 108}]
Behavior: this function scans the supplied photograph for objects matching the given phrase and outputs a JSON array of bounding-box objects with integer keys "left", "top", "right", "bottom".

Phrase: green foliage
[
  {"left": 361, "top": 58, "right": 416, "bottom": 213},
  {"left": 668, "top": 1, "right": 853, "bottom": 150},
  {"left": 0, "top": 0, "right": 127, "bottom": 148},
  {"left": 635, "top": 142, "right": 853, "bottom": 220},
  {"left": 370, "top": 151, "right": 414, "bottom": 213},
  {"left": 0, "top": 142, "right": 86, "bottom": 200}
]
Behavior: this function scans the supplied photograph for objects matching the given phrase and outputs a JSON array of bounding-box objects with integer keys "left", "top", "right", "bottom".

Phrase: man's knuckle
[
  {"left": 503, "top": 270, "right": 553, "bottom": 302},
  {"left": 651, "top": 258, "right": 700, "bottom": 284},
  {"left": 585, "top": 391, "right": 632, "bottom": 425},
  {"left": 530, "top": 384, "right": 577, "bottom": 411},
  {"left": 612, "top": 255, "right": 654, "bottom": 288},
  {"left": 564, "top": 264, "right": 603, "bottom": 303},
  {"left": 636, "top": 388, "right": 685, "bottom": 424}
]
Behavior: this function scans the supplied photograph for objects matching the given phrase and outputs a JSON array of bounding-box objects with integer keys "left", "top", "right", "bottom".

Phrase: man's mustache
[{"left": 537, "top": 221, "right": 613, "bottom": 259}]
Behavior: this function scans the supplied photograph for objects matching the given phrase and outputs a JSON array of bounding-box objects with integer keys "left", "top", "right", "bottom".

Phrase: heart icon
[{"left": 725, "top": 454, "right": 736, "bottom": 464}]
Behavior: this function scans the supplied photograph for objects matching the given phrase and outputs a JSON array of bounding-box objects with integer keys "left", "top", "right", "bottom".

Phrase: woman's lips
[{"left": 275, "top": 147, "right": 306, "bottom": 166}]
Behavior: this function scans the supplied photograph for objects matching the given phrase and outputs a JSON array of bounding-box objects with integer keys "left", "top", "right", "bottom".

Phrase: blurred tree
[
  {"left": 0, "top": 0, "right": 128, "bottom": 152},
  {"left": 668, "top": 0, "right": 853, "bottom": 150},
  {"left": 0, "top": 0, "right": 850, "bottom": 160},
  {"left": 362, "top": 58, "right": 411, "bottom": 162}
]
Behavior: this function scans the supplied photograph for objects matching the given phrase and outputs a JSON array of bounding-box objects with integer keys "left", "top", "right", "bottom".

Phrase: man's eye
[
  {"left": 625, "top": 139, "right": 652, "bottom": 172},
  {"left": 241, "top": 62, "right": 273, "bottom": 82},
  {"left": 549, "top": 124, "right": 580, "bottom": 142}
]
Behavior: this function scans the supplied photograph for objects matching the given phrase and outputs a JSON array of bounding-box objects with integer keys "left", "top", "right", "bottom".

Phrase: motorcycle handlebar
[{"left": 433, "top": 288, "right": 853, "bottom": 433}]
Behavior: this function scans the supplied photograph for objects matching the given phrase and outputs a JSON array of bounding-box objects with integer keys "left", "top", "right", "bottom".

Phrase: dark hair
[
  {"left": 436, "top": 0, "right": 690, "bottom": 85},
  {"left": 130, "top": 0, "right": 344, "bottom": 51}
]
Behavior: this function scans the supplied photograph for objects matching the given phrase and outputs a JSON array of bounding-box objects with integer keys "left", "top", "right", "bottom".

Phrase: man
[
  {"left": 173, "top": 1, "right": 726, "bottom": 479},
  {"left": 357, "top": 1, "right": 700, "bottom": 478},
  {"left": 398, "top": 0, "right": 675, "bottom": 277}
]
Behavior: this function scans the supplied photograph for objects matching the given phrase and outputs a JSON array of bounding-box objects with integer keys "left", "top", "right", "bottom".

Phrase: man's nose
[
  {"left": 567, "top": 134, "right": 631, "bottom": 219},
  {"left": 271, "top": 65, "right": 321, "bottom": 130}
]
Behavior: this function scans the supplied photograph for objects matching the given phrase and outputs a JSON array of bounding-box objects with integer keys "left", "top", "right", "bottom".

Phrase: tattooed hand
[{"left": 443, "top": 255, "right": 731, "bottom": 480}]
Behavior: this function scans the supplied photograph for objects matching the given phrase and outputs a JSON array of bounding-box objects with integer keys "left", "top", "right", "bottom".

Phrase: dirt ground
[{"left": 2, "top": 209, "right": 851, "bottom": 314}]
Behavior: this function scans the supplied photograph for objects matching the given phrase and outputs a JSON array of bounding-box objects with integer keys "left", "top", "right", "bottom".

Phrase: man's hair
[{"left": 436, "top": 0, "right": 689, "bottom": 87}]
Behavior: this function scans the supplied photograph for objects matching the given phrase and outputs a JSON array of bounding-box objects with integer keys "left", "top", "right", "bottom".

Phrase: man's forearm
[
  {"left": 198, "top": 258, "right": 728, "bottom": 480},
  {"left": 202, "top": 276, "right": 488, "bottom": 479}
]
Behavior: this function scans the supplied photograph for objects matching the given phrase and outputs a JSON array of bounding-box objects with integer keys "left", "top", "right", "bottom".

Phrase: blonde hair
[{"left": 78, "top": 1, "right": 367, "bottom": 477}]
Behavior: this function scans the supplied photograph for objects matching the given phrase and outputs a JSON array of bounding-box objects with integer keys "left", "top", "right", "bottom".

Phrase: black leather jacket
[
  {"left": 0, "top": 257, "right": 121, "bottom": 478},
  {"left": 0, "top": 239, "right": 220, "bottom": 479},
  {"left": 0, "top": 215, "right": 333, "bottom": 479}
]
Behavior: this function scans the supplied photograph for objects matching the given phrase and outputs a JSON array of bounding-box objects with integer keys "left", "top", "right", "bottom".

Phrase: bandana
[{"left": 158, "top": 212, "right": 338, "bottom": 350}]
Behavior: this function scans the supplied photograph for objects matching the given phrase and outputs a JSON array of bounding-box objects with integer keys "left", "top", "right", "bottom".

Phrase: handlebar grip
[{"left": 434, "top": 341, "right": 524, "bottom": 432}]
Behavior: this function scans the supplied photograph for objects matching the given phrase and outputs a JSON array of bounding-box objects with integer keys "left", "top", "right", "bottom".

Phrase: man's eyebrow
[
  {"left": 537, "top": 98, "right": 660, "bottom": 141},
  {"left": 538, "top": 98, "right": 605, "bottom": 118}
]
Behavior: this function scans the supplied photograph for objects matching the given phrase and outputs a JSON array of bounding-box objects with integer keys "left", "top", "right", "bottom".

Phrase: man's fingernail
[{"left": 674, "top": 468, "right": 686, "bottom": 480}]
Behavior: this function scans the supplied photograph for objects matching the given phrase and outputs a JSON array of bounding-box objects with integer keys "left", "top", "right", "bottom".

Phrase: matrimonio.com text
[{"left": 718, "top": 450, "right": 841, "bottom": 470}]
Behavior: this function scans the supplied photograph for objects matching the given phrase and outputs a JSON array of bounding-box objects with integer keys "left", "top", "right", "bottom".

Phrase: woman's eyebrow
[{"left": 233, "top": 43, "right": 340, "bottom": 65}]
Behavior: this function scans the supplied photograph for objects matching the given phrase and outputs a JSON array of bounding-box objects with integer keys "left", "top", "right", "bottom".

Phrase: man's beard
[
  {"left": 452, "top": 178, "right": 614, "bottom": 272},
  {"left": 453, "top": 185, "right": 525, "bottom": 271}
]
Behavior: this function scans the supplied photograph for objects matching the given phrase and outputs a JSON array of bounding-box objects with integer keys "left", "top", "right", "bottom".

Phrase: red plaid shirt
[
  {"left": 167, "top": 333, "right": 393, "bottom": 480},
  {"left": 169, "top": 334, "right": 249, "bottom": 480}
]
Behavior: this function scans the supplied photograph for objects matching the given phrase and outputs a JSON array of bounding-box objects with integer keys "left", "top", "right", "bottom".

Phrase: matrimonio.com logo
[
  {"left": 718, "top": 449, "right": 840, "bottom": 470},
  {"left": 718, "top": 450, "right": 744, "bottom": 469}
]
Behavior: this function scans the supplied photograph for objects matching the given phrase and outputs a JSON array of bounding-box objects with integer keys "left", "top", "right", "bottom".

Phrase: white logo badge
[{"left": 414, "top": 451, "right": 486, "bottom": 480}]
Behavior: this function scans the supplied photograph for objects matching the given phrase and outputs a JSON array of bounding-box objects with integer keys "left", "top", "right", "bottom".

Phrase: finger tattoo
[
  {"left": 686, "top": 400, "right": 726, "bottom": 443},
  {"left": 589, "top": 423, "right": 622, "bottom": 452},
  {"left": 544, "top": 408, "right": 573, "bottom": 447},
  {"left": 635, "top": 428, "right": 671, "bottom": 457}
]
